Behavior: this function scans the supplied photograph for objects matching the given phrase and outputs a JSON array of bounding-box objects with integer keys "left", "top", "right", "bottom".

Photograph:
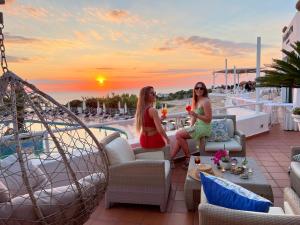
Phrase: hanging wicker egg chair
[
  {"left": 0, "top": 71, "right": 109, "bottom": 225},
  {"left": 0, "top": 2, "right": 109, "bottom": 224}
]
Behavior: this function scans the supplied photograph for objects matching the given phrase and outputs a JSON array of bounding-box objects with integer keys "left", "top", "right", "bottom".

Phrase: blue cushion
[{"left": 200, "top": 172, "right": 272, "bottom": 212}]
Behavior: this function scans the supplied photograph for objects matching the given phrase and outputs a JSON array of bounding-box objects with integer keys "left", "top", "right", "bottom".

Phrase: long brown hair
[
  {"left": 192, "top": 82, "right": 208, "bottom": 109},
  {"left": 135, "top": 86, "right": 154, "bottom": 132}
]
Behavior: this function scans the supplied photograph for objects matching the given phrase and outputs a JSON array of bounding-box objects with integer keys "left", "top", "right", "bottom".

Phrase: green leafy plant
[
  {"left": 293, "top": 107, "right": 300, "bottom": 115},
  {"left": 256, "top": 41, "right": 300, "bottom": 103}
]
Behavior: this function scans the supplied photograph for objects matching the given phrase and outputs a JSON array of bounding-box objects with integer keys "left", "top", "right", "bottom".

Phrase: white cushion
[
  {"left": 135, "top": 151, "right": 164, "bottom": 160},
  {"left": 105, "top": 137, "right": 135, "bottom": 166},
  {"left": 0, "top": 154, "right": 49, "bottom": 198},
  {"left": 284, "top": 201, "right": 295, "bottom": 215},
  {"left": 268, "top": 207, "right": 285, "bottom": 215},
  {"left": 205, "top": 138, "right": 242, "bottom": 152},
  {"left": 0, "top": 181, "right": 9, "bottom": 202}
]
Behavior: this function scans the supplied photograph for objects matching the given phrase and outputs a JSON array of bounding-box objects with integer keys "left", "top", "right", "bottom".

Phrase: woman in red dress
[{"left": 135, "top": 86, "right": 169, "bottom": 148}]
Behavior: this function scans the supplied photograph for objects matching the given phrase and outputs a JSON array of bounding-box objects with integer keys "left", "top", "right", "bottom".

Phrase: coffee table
[{"left": 184, "top": 156, "right": 274, "bottom": 211}]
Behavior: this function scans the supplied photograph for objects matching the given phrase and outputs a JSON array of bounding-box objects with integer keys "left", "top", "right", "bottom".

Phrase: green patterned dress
[{"left": 185, "top": 107, "right": 211, "bottom": 140}]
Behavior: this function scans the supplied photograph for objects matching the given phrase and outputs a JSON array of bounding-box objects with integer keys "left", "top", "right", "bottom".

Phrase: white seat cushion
[
  {"left": 205, "top": 138, "right": 242, "bottom": 152},
  {"left": 268, "top": 207, "right": 285, "bottom": 215},
  {"left": 135, "top": 151, "right": 164, "bottom": 160},
  {"left": 0, "top": 154, "right": 49, "bottom": 198},
  {"left": 0, "top": 181, "right": 9, "bottom": 202},
  {"left": 105, "top": 137, "right": 135, "bottom": 166}
]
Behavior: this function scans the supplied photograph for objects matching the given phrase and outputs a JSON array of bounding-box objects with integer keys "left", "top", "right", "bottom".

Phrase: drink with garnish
[
  {"left": 185, "top": 104, "right": 192, "bottom": 112},
  {"left": 194, "top": 156, "right": 201, "bottom": 165},
  {"left": 161, "top": 104, "right": 168, "bottom": 117}
]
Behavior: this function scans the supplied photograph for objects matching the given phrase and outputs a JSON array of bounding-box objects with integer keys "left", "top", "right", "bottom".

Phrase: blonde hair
[
  {"left": 135, "top": 86, "right": 153, "bottom": 132},
  {"left": 192, "top": 82, "right": 208, "bottom": 110}
]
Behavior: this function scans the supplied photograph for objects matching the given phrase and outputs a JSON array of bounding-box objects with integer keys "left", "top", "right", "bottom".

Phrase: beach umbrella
[
  {"left": 124, "top": 102, "right": 127, "bottom": 114},
  {"left": 118, "top": 101, "right": 121, "bottom": 112},
  {"left": 82, "top": 99, "right": 86, "bottom": 112},
  {"left": 97, "top": 100, "right": 101, "bottom": 114},
  {"left": 103, "top": 102, "right": 106, "bottom": 113}
]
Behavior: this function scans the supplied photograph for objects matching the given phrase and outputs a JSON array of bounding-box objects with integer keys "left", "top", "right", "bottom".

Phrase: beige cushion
[
  {"left": 284, "top": 201, "right": 295, "bottom": 215},
  {"left": 105, "top": 137, "right": 135, "bottom": 166},
  {"left": 0, "top": 180, "right": 9, "bottom": 203},
  {"left": 268, "top": 207, "right": 285, "bottom": 215},
  {"left": 290, "top": 161, "right": 300, "bottom": 197},
  {"left": 284, "top": 187, "right": 300, "bottom": 215},
  {"left": 0, "top": 154, "right": 49, "bottom": 198},
  {"left": 0, "top": 172, "right": 103, "bottom": 222},
  {"left": 135, "top": 151, "right": 164, "bottom": 160},
  {"left": 205, "top": 138, "right": 242, "bottom": 152}
]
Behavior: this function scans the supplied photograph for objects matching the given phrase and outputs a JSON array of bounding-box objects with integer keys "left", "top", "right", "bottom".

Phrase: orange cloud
[{"left": 156, "top": 36, "right": 274, "bottom": 57}]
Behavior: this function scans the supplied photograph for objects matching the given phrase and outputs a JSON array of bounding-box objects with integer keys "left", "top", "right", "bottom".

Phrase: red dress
[{"left": 140, "top": 107, "right": 166, "bottom": 148}]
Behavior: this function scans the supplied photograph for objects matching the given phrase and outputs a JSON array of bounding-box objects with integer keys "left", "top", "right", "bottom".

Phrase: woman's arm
[
  {"left": 149, "top": 108, "right": 170, "bottom": 143},
  {"left": 189, "top": 100, "right": 212, "bottom": 123},
  {"left": 190, "top": 116, "right": 196, "bottom": 126}
]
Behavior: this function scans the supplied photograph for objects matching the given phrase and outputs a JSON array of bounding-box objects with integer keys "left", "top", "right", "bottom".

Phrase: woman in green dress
[{"left": 170, "top": 82, "right": 212, "bottom": 168}]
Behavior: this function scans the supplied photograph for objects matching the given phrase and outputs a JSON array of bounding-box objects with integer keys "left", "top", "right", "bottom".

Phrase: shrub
[{"left": 293, "top": 107, "right": 300, "bottom": 115}]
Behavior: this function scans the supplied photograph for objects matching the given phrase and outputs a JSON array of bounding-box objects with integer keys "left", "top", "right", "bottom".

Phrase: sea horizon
[{"left": 45, "top": 73, "right": 257, "bottom": 104}]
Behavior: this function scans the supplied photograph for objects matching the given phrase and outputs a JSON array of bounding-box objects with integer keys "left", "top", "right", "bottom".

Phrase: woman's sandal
[{"left": 181, "top": 157, "right": 190, "bottom": 169}]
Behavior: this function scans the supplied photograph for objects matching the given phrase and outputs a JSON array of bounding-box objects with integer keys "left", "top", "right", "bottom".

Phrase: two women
[{"left": 135, "top": 82, "right": 212, "bottom": 168}]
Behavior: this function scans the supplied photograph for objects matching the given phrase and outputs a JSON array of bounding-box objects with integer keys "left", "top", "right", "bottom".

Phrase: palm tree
[{"left": 256, "top": 41, "right": 300, "bottom": 103}]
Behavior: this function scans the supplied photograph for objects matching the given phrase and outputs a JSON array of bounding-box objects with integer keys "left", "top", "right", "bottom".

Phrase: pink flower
[{"left": 212, "top": 149, "right": 229, "bottom": 164}]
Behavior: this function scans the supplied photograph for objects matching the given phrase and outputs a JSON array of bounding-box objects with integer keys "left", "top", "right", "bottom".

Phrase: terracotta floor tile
[
  {"left": 270, "top": 172, "right": 290, "bottom": 180},
  {"left": 141, "top": 212, "right": 170, "bottom": 225},
  {"left": 175, "top": 191, "right": 185, "bottom": 201},
  {"left": 166, "top": 212, "right": 194, "bottom": 225},
  {"left": 171, "top": 200, "right": 188, "bottom": 213},
  {"left": 272, "top": 187, "right": 283, "bottom": 198},
  {"left": 274, "top": 198, "right": 284, "bottom": 208},
  {"left": 275, "top": 179, "right": 290, "bottom": 188},
  {"left": 267, "top": 179, "right": 278, "bottom": 188},
  {"left": 265, "top": 166, "right": 285, "bottom": 173},
  {"left": 259, "top": 161, "right": 279, "bottom": 167}
]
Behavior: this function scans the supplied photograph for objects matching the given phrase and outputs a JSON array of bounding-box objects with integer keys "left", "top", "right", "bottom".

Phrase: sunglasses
[
  {"left": 194, "top": 87, "right": 204, "bottom": 90},
  {"left": 149, "top": 91, "right": 156, "bottom": 96}
]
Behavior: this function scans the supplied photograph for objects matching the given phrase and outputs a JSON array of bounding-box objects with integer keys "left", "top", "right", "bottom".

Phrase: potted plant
[
  {"left": 292, "top": 107, "right": 300, "bottom": 130},
  {"left": 213, "top": 149, "right": 231, "bottom": 170}
]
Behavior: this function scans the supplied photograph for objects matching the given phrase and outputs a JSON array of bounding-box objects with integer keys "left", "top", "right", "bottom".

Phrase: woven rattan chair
[
  {"left": 0, "top": 72, "right": 109, "bottom": 225},
  {"left": 101, "top": 132, "right": 171, "bottom": 212}
]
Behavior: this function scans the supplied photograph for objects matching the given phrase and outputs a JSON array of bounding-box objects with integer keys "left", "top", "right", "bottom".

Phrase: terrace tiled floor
[{"left": 85, "top": 124, "right": 299, "bottom": 225}]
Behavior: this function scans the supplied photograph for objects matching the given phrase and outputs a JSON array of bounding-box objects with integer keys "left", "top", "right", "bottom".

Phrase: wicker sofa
[
  {"left": 198, "top": 187, "right": 300, "bottom": 225},
  {"left": 187, "top": 115, "right": 246, "bottom": 157},
  {"left": 101, "top": 132, "right": 171, "bottom": 212}
]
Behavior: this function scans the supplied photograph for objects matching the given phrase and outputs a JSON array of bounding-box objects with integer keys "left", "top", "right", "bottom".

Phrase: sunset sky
[{"left": 0, "top": 0, "right": 298, "bottom": 100}]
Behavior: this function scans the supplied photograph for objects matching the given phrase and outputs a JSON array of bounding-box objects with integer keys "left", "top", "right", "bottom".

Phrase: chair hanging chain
[{"left": 0, "top": 12, "right": 8, "bottom": 73}]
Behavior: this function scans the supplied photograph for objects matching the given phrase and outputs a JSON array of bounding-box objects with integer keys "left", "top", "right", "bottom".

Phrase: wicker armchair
[
  {"left": 284, "top": 146, "right": 300, "bottom": 215},
  {"left": 101, "top": 132, "right": 171, "bottom": 212}
]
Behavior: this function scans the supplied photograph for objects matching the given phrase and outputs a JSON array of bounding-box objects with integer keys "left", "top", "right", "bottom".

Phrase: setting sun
[{"left": 96, "top": 76, "right": 105, "bottom": 85}]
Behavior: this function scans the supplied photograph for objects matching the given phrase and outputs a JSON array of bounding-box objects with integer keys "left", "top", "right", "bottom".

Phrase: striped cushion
[{"left": 293, "top": 154, "right": 300, "bottom": 161}]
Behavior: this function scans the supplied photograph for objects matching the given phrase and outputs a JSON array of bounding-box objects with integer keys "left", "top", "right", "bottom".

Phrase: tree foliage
[{"left": 256, "top": 41, "right": 300, "bottom": 88}]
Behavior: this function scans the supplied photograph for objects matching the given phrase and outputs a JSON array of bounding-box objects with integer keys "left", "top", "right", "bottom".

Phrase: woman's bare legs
[{"left": 171, "top": 129, "right": 191, "bottom": 161}]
